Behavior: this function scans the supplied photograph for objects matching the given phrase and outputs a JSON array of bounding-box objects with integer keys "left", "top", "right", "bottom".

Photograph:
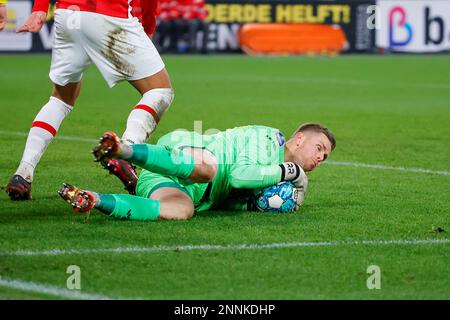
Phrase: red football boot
[
  {"left": 92, "top": 131, "right": 121, "bottom": 163},
  {"left": 5, "top": 175, "right": 32, "bottom": 200},
  {"left": 58, "top": 183, "right": 95, "bottom": 213},
  {"left": 103, "top": 159, "right": 138, "bottom": 195}
]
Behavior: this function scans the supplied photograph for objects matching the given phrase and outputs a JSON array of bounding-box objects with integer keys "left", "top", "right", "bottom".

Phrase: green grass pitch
[{"left": 0, "top": 54, "right": 449, "bottom": 299}]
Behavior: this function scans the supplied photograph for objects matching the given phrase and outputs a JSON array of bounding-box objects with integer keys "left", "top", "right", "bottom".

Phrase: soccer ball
[{"left": 253, "top": 182, "right": 298, "bottom": 213}]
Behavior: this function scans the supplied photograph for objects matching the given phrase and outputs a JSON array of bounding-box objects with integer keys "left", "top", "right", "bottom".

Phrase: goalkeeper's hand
[{"left": 279, "top": 162, "right": 308, "bottom": 208}]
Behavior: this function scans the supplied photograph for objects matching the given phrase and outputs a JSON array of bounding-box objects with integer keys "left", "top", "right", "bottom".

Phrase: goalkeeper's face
[{"left": 291, "top": 131, "right": 332, "bottom": 171}]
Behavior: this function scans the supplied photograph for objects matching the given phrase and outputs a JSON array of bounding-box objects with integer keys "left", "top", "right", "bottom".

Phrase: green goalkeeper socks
[
  {"left": 96, "top": 194, "right": 160, "bottom": 221},
  {"left": 128, "top": 144, "right": 195, "bottom": 179}
]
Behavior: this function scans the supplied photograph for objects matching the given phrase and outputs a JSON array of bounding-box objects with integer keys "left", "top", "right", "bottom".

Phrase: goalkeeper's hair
[{"left": 294, "top": 123, "right": 336, "bottom": 150}]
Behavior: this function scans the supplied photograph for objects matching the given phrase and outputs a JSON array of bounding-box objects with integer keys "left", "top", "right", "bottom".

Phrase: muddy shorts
[{"left": 50, "top": 9, "right": 164, "bottom": 88}]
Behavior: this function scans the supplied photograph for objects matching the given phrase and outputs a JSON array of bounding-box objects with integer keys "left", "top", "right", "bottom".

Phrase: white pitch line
[
  {"left": 1, "top": 239, "right": 448, "bottom": 300},
  {"left": 325, "top": 160, "right": 449, "bottom": 176},
  {"left": 0, "top": 277, "right": 114, "bottom": 300},
  {"left": 0, "top": 130, "right": 97, "bottom": 143},
  {"left": 1, "top": 238, "right": 449, "bottom": 258},
  {"left": 1, "top": 130, "right": 448, "bottom": 176}
]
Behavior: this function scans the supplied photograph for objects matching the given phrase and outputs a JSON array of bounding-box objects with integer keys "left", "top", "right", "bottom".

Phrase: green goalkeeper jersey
[{"left": 138, "top": 125, "right": 286, "bottom": 212}]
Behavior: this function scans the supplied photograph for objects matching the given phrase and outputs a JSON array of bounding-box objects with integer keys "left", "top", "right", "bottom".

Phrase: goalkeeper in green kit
[{"left": 58, "top": 123, "right": 336, "bottom": 221}]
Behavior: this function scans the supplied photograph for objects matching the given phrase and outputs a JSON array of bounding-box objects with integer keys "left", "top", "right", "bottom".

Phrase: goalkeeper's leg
[
  {"left": 93, "top": 132, "right": 218, "bottom": 183},
  {"left": 58, "top": 183, "right": 194, "bottom": 221}
]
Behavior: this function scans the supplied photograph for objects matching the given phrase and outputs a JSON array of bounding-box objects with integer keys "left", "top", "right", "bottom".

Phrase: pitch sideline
[
  {"left": 1, "top": 238, "right": 449, "bottom": 258},
  {"left": 0, "top": 277, "right": 116, "bottom": 300},
  {"left": 1, "top": 239, "right": 449, "bottom": 299}
]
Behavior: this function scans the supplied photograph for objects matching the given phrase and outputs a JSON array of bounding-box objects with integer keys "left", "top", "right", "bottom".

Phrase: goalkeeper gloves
[{"left": 279, "top": 162, "right": 308, "bottom": 208}]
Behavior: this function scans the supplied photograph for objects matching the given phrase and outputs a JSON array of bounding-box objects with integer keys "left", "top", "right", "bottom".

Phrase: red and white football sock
[
  {"left": 15, "top": 97, "right": 73, "bottom": 182},
  {"left": 121, "top": 88, "right": 174, "bottom": 145}
]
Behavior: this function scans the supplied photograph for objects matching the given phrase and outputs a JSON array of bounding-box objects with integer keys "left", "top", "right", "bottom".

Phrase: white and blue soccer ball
[{"left": 253, "top": 181, "right": 298, "bottom": 213}]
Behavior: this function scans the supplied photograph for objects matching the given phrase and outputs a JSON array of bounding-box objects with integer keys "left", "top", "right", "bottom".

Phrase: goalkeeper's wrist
[{"left": 279, "top": 162, "right": 301, "bottom": 182}]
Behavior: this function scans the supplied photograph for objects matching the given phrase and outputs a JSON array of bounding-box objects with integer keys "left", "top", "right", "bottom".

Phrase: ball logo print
[
  {"left": 388, "top": 6, "right": 413, "bottom": 47},
  {"left": 253, "top": 182, "right": 298, "bottom": 213}
]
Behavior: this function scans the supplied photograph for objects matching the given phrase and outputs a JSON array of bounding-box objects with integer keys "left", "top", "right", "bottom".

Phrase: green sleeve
[
  {"left": 228, "top": 126, "right": 284, "bottom": 189},
  {"left": 229, "top": 164, "right": 282, "bottom": 189}
]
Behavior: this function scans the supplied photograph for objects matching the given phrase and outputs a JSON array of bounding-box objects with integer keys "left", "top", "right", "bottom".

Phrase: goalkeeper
[{"left": 59, "top": 123, "right": 335, "bottom": 221}]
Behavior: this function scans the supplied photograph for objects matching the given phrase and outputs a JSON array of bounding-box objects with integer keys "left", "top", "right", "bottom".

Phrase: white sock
[
  {"left": 15, "top": 97, "right": 73, "bottom": 182},
  {"left": 121, "top": 88, "right": 174, "bottom": 145}
]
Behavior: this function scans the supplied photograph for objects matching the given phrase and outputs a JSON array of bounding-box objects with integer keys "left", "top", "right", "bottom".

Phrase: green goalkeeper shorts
[
  {"left": 136, "top": 167, "right": 212, "bottom": 211},
  {"left": 135, "top": 130, "right": 217, "bottom": 211},
  {"left": 136, "top": 170, "right": 211, "bottom": 211},
  {"left": 136, "top": 170, "right": 187, "bottom": 198}
]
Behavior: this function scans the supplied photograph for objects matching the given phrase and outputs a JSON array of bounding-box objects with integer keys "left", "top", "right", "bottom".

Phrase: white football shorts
[{"left": 50, "top": 9, "right": 165, "bottom": 88}]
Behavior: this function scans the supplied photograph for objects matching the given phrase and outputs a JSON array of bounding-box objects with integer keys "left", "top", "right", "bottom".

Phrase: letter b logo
[
  {"left": 425, "top": 7, "right": 444, "bottom": 45},
  {"left": 389, "top": 6, "right": 413, "bottom": 47}
]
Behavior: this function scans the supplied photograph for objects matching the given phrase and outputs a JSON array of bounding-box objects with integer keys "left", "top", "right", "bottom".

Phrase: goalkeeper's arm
[{"left": 229, "top": 162, "right": 305, "bottom": 189}]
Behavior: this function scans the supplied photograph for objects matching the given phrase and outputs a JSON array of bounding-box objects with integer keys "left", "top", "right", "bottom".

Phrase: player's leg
[
  {"left": 97, "top": 70, "right": 175, "bottom": 195},
  {"left": 51, "top": 81, "right": 82, "bottom": 106},
  {"left": 82, "top": 13, "right": 174, "bottom": 193},
  {"left": 184, "top": 147, "right": 218, "bottom": 183},
  {"left": 58, "top": 184, "right": 194, "bottom": 221},
  {"left": 6, "top": 9, "right": 91, "bottom": 200},
  {"left": 5, "top": 82, "right": 81, "bottom": 200},
  {"left": 81, "top": 13, "right": 175, "bottom": 146},
  {"left": 122, "top": 69, "right": 174, "bottom": 146},
  {"left": 149, "top": 187, "right": 194, "bottom": 220},
  {"left": 93, "top": 132, "right": 218, "bottom": 184}
]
